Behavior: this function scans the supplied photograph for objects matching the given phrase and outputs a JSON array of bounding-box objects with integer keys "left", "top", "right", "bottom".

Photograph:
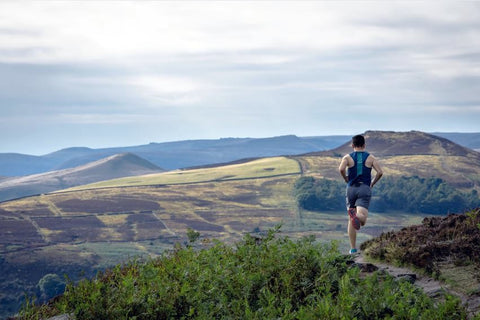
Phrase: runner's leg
[
  {"left": 348, "top": 219, "right": 357, "bottom": 249},
  {"left": 356, "top": 206, "right": 368, "bottom": 226}
]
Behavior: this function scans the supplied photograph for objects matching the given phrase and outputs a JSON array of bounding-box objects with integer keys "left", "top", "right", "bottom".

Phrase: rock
[
  {"left": 349, "top": 262, "right": 379, "bottom": 273},
  {"left": 396, "top": 273, "right": 417, "bottom": 284}
]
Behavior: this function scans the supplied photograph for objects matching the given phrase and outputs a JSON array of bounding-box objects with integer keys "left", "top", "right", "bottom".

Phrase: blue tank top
[{"left": 347, "top": 151, "right": 372, "bottom": 186}]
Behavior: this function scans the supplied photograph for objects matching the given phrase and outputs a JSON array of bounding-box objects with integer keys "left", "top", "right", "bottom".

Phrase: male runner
[{"left": 338, "top": 134, "right": 383, "bottom": 254}]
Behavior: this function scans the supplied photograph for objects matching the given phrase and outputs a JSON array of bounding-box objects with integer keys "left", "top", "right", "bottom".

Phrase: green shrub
[{"left": 22, "top": 228, "right": 468, "bottom": 319}]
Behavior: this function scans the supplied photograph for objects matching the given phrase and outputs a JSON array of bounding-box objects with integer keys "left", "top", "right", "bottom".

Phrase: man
[{"left": 338, "top": 134, "right": 383, "bottom": 254}]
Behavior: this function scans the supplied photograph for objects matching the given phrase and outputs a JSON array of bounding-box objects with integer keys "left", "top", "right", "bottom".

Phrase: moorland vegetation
[
  {"left": 4, "top": 131, "right": 480, "bottom": 318},
  {"left": 362, "top": 208, "right": 480, "bottom": 281},
  {"left": 19, "top": 227, "right": 472, "bottom": 320}
]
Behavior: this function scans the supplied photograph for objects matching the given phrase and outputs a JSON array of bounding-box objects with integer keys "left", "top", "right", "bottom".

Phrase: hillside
[
  {"left": 1, "top": 130, "right": 480, "bottom": 318},
  {"left": 2, "top": 132, "right": 479, "bottom": 177},
  {"left": 361, "top": 209, "right": 480, "bottom": 316},
  {"left": 20, "top": 229, "right": 471, "bottom": 320},
  {"left": 0, "top": 135, "right": 350, "bottom": 177},
  {"left": 0, "top": 153, "right": 163, "bottom": 202},
  {"left": 297, "top": 130, "right": 480, "bottom": 189},
  {"left": 314, "top": 130, "right": 480, "bottom": 158}
]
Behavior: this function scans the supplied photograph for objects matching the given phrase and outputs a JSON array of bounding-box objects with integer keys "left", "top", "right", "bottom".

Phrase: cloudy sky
[{"left": 1, "top": 1, "right": 479, "bottom": 155}]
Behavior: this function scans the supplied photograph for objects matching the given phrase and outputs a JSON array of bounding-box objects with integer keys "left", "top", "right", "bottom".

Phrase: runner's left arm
[{"left": 370, "top": 156, "right": 383, "bottom": 188}]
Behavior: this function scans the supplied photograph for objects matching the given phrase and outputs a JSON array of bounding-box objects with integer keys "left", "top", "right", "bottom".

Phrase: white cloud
[
  {"left": 1, "top": 2, "right": 476, "bottom": 64},
  {"left": 54, "top": 112, "right": 156, "bottom": 125},
  {"left": 0, "top": 1, "right": 479, "bottom": 154}
]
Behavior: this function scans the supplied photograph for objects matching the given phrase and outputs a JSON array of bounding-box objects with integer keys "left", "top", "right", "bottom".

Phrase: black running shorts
[{"left": 346, "top": 183, "right": 372, "bottom": 210}]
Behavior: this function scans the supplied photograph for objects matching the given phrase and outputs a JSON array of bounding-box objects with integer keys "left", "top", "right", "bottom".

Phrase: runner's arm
[
  {"left": 338, "top": 156, "right": 349, "bottom": 183},
  {"left": 370, "top": 157, "right": 383, "bottom": 188}
]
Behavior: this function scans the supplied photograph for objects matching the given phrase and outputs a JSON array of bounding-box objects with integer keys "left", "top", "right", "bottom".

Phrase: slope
[
  {"left": 0, "top": 135, "right": 349, "bottom": 177},
  {"left": 0, "top": 153, "right": 163, "bottom": 202},
  {"left": 297, "top": 130, "right": 480, "bottom": 190},
  {"left": 1, "top": 130, "right": 480, "bottom": 318},
  {"left": 360, "top": 209, "right": 480, "bottom": 316},
  {"left": 2, "top": 132, "right": 479, "bottom": 177},
  {"left": 62, "top": 156, "right": 301, "bottom": 192}
]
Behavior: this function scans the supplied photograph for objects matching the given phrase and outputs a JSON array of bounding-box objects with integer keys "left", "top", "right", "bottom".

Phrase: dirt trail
[{"left": 353, "top": 254, "right": 480, "bottom": 319}]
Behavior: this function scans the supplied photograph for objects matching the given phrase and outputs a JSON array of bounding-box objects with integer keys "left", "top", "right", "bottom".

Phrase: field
[{"left": 63, "top": 156, "right": 301, "bottom": 191}]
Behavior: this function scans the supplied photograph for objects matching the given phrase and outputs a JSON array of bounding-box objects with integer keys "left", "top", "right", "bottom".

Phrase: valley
[
  {"left": 1, "top": 131, "right": 480, "bottom": 318},
  {"left": 0, "top": 155, "right": 423, "bottom": 318}
]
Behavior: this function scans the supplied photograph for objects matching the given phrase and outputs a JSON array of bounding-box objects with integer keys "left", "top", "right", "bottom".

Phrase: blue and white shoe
[{"left": 349, "top": 248, "right": 358, "bottom": 254}]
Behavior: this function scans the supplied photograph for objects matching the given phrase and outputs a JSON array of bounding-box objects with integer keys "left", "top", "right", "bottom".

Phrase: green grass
[
  {"left": 20, "top": 228, "right": 468, "bottom": 320},
  {"left": 62, "top": 157, "right": 301, "bottom": 191}
]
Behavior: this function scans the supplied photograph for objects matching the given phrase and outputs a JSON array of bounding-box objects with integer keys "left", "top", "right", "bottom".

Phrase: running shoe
[
  {"left": 349, "top": 248, "right": 358, "bottom": 254},
  {"left": 348, "top": 207, "right": 361, "bottom": 230}
]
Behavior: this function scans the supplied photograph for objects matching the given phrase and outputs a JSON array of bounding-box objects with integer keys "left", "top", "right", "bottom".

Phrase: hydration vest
[{"left": 347, "top": 151, "right": 372, "bottom": 186}]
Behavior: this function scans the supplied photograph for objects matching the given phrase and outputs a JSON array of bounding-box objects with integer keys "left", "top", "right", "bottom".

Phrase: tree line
[{"left": 294, "top": 175, "right": 479, "bottom": 214}]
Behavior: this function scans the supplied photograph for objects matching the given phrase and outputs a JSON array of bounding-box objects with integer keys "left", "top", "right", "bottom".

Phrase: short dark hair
[{"left": 352, "top": 135, "right": 365, "bottom": 148}]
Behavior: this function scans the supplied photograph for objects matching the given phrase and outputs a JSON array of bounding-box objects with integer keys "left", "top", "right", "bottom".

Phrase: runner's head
[{"left": 352, "top": 135, "right": 365, "bottom": 148}]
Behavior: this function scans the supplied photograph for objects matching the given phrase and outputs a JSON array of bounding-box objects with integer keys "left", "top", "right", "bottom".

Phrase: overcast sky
[{"left": 1, "top": 1, "right": 479, "bottom": 155}]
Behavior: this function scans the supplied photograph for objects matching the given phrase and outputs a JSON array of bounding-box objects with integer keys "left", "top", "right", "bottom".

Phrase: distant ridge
[
  {"left": 312, "top": 131, "right": 480, "bottom": 159},
  {"left": 0, "top": 135, "right": 350, "bottom": 177},
  {"left": 0, "top": 153, "right": 163, "bottom": 202},
  {"left": 0, "top": 132, "right": 479, "bottom": 177}
]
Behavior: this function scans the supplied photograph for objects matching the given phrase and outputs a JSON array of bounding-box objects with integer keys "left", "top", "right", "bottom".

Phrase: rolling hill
[
  {"left": 1, "top": 132, "right": 479, "bottom": 177},
  {"left": 0, "top": 135, "right": 350, "bottom": 177},
  {"left": 0, "top": 153, "right": 163, "bottom": 202},
  {"left": 318, "top": 130, "right": 480, "bottom": 158},
  {"left": 1, "top": 130, "right": 479, "bottom": 318},
  {"left": 298, "top": 130, "right": 480, "bottom": 189}
]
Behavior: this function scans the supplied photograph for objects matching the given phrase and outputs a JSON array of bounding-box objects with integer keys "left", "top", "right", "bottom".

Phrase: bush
[
  {"left": 21, "top": 228, "right": 468, "bottom": 319},
  {"left": 294, "top": 177, "right": 344, "bottom": 211},
  {"left": 293, "top": 175, "right": 480, "bottom": 214}
]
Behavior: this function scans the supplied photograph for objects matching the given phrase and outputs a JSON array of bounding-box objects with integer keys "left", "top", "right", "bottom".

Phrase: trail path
[{"left": 353, "top": 254, "right": 480, "bottom": 319}]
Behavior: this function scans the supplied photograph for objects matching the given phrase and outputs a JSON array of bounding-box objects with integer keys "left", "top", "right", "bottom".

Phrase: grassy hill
[
  {"left": 298, "top": 131, "right": 480, "bottom": 190},
  {"left": 61, "top": 156, "right": 300, "bottom": 191},
  {"left": 0, "top": 135, "right": 350, "bottom": 177},
  {"left": 2, "top": 132, "right": 479, "bottom": 177},
  {"left": 0, "top": 153, "right": 163, "bottom": 202},
  {"left": 1, "top": 131, "right": 480, "bottom": 318}
]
